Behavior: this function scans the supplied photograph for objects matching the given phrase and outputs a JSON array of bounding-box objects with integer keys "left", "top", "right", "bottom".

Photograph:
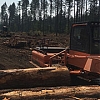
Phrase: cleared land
[{"left": 0, "top": 34, "right": 99, "bottom": 100}]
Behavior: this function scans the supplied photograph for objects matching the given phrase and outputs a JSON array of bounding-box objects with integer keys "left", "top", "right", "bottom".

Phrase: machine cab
[{"left": 70, "top": 22, "right": 100, "bottom": 54}]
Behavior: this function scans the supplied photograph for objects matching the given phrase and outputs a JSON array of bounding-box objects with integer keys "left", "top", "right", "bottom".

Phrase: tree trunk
[
  {"left": 0, "top": 67, "right": 70, "bottom": 89},
  {"left": 0, "top": 85, "right": 100, "bottom": 99}
]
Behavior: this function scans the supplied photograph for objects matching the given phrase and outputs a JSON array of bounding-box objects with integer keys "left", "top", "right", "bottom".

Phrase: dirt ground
[
  {"left": 0, "top": 34, "right": 69, "bottom": 69},
  {"left": 0, "top": 39, "right": 33, "bottom": 69}
]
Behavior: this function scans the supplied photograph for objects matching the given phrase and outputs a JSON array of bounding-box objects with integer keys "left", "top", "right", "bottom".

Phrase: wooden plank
[{"left": 29, "top": 61, "right": 40, "bottom": 68}]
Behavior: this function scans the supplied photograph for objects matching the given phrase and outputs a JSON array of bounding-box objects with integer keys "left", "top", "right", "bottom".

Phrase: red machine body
[{"left": 31, "top": 22, "right": 100, "bottom": 84}]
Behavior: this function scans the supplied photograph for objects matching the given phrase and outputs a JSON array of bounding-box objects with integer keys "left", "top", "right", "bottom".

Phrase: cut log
[
  {"left": 0, "top": 66, "right": 70, "bottom": 89},
  {"left": 0, "top": 85, "right": 100, "bottom": 99}
]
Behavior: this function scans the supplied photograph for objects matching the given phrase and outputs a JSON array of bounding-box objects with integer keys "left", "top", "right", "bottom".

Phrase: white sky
[
  {"left": 0, "top": 0, "right": 31, "bottom": 8},
  {"left": 0, "top": 0, "right": 18, "bottom": 7}
]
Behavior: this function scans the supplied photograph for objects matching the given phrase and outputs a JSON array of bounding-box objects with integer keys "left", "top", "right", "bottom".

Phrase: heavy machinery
[
  {"left": 31, "top": 22, "right": 100, "bottom": 85},
  {"left": 0, "top": 26, "right": 11, "bottom": 37}
]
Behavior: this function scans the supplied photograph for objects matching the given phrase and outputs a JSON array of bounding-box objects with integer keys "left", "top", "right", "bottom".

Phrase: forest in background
[{"left": 0, "top": 0, "right": 100, "bottom": 35}]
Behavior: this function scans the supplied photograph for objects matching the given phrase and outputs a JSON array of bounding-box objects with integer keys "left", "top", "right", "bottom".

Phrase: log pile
[{"left": 0, "top": 67, "right": 99, "bottom": 99}]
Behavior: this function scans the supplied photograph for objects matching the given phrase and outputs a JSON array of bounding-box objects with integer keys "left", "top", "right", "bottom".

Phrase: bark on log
[
  {"left": 0, "top": 67, "right": 70, "bottom": 89},
  {"left": 0, "top": 85, "right": 100, "bottom": 99}
]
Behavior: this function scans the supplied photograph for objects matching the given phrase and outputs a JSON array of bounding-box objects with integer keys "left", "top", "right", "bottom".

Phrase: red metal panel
[
  {"left": 68, "top": 50, "right": 100, "bottom": 74},
  {"left": 68, "top": 50, "right": 89, "bottom": 69},
  {"left": 32, "top": 51, "right": 55, "bottom": 67}
]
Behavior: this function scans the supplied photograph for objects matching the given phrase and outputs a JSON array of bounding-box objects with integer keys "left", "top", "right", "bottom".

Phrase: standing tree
[
  {"left": 54, "top": 0, "right": 60, "bottom": 35},
  {"left": 8, "top": 3, "right": 17, "bottom": 31},
  {"left": 30, "top": 0, "right": 39, "bottom": 32},
  {"left": 17, "top": 1, "right": 22, "bottom": 32},
  {"left": 49, "top": 0, "right": 53, "bottom": 32},
  {"left": 1, "top": 2, "right": 8, "bottom": 26},
  {"left": 89, "top": 0, "right": 98, "bottom": 21},
  {"left": 21, "top": 0, "right": 29, "bottom": 32}
]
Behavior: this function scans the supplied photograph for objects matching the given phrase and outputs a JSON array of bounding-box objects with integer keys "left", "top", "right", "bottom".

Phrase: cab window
[{"left": 71, "top": 25, "right": 89, "bottom": 53}]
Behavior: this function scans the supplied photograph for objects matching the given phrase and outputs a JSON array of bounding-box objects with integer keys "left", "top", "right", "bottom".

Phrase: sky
[
  {"left": 0, "top": 0, "right": 18, "bottom": 7},
  {"left": 0, "top": 0, "right": 31, "bottom": 8}
]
